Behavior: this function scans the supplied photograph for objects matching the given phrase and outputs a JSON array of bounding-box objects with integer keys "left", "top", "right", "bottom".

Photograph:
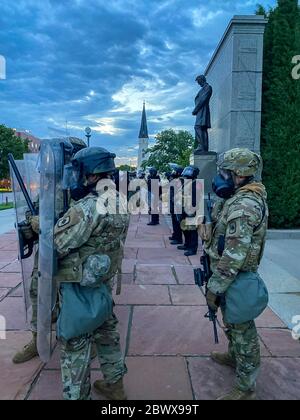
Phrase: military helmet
[
  {"left": 168, "top": 163, "right": 184, "bottom": 178},
  {"left": 147, "top": 167, "right": 158, "bottom": 177},
  {"left": 68, "top": 137, "right": 87, "bottom": 155},
  {"left": 181, "top": 165, "right": 200, "bottom": 179},
  {"left": 217, "top": 148, "right": 262, "bottom": 177},
  {"left": 72, "top": 147, "right": 116, "bottom": 175},
  {"left": 137, "top": 169, "right": 145, "bottom": 179}
]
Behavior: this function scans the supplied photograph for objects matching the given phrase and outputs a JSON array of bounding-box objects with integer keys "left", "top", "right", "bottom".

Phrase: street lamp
[{"left": 85, "top": 127, "right": 92, "bottom": 147}]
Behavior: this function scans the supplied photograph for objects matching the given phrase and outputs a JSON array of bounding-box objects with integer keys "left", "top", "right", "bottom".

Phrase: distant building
[
  {"left": 14, "top": 130, "right": 41, "bottom": 153},
  {"left": 137, "top": 102, "right": 149, "bottom": 170}
]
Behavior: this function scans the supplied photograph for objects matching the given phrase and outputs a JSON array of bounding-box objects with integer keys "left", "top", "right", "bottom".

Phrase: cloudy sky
[{"left": 0, "top": 0, "right": 276, "bottom": 165}]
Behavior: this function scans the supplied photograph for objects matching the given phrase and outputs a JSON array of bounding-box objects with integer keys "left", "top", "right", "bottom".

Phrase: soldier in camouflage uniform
[
  {"left": 200, "top": 148, "right": 268, "bottom": 401},
  {"left": 12, "top": 138, "right": 87, "bottom": 364},
  {"left": 55, "top": 147, "right": 129, "bottom": 400},
  {"left": 177, "top": 166, "right": 200, "bottom": 256}
]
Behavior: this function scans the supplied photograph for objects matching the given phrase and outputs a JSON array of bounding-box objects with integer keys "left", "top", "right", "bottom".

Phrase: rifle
[
  {"left": 194, "top": 193, "right": 220, "bottom": 344},
  {"left": 8, "top": 153, "right": 38, "bottom": 259}
]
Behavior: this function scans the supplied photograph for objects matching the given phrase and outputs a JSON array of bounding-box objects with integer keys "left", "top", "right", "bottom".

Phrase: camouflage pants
[
  {"left": 29, "top": 268, "right": 39, "bottom": 332},
  {"left": 223, "top": 316, "right": 261, "bottom": 392},
  {"left": 60, "top": 312, "right": 127, "bottom": 400}
]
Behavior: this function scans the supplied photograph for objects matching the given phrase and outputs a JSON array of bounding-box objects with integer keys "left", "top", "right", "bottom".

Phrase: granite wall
[{"left": 205, "top": 15, "right": 268, "bottom": 154}]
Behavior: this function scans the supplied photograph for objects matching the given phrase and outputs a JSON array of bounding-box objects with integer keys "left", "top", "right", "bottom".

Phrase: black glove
[
  {"left": 20, "top": 222, "right": 34, "bottom": 241},
  {"left": 206, "top": 289, "right": 219, "bottom": 312}
]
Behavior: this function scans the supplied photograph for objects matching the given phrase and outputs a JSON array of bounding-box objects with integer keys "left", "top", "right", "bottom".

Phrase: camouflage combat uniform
[
  {"left": 54, "top": 188, "right": 129, "bottom": 400},
  {"left": 29, "top": 253, "right": 39, "bottom": 332},
  {"left": 205, "top": 182, "right": 268, "bottom": 392}
]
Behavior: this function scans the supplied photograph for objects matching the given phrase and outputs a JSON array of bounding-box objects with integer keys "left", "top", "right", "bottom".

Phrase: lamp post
[{"left": 85, "top": 127, "right": 92, "bottom": 147}]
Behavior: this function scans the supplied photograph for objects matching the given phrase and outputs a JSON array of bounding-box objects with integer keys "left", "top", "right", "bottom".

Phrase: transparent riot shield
[
  {"left": 37, "top": 139, "right": 64, "bottom": 362},
  {"left": 9, "top": 158, "right": 39, "bottom": 323},
  {"left": 24, "top": 154, "right": 40, "bottom": 202}
]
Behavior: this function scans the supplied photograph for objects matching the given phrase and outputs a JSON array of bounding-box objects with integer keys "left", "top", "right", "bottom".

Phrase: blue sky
[{"left": 0, "top": 0, "right": 276, "bottom": 165}]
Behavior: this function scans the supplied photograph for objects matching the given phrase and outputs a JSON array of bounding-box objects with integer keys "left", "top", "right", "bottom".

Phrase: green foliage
[
  {"left": 117, "top": 164, "right": 136, "bottom": 172},
  {"left": 259, "top": 0, "right": 300, "bottom": 228},
  {"left": 141, "top": 129, "right": 194, "bottom": 173},
  {"left": 0, "top": 125, "right": 29, "bottom": 179},
  {"left": 0, "top": 202, "right": 13, "bottom": 211},
  {"left": 256, "top": 4, "right": 267, "bottom": 17}
]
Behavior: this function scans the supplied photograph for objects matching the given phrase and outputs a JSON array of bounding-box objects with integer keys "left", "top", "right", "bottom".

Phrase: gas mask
[
  {"left": 70, "top": 184, "right": 90, "bottom": 201},
  {"left": 212, "top": 169, "right": 235, "bottom": 199},
  {"left": 62, "top": 162, "right": 89, "bottom": 201}
]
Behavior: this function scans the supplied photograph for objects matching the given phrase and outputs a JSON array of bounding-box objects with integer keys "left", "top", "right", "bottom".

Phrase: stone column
[{"left": 204, "top": 15, "right": 268, "bottom": 154}]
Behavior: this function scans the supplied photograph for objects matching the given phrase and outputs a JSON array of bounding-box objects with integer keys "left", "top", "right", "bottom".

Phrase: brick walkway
[{"left": 0, "top": 215, "right": 300, "bottom": 400}]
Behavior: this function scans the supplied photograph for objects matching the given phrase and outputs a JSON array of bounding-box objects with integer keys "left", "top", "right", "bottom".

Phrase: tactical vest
[
  {"left": 206, "top": 187, "right": 268, "bottom": 273},
  {"left": 55, "top": 194, "right": 129, "bottom": 284}
]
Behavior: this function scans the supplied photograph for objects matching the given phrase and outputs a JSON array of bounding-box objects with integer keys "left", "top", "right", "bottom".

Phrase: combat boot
[
  {"left": 210, "top": 351, "right": 236, "bottom": 369},
  {"left": 184, "top": 249, "right": 197, "bottom": 257},
  {"left": 217, "top": 386, "right": 256, "bottom": 401},
  {"left": 12, "top": 332, "right": 38, "bottom": 364},
  {"left": 177, "top": 245, "right": 187, "bottom": 251},
  {"left": 170, "top": 240, "right": 183, "bottom": 245},
  {"left": 93, "top": 378, "right": 127, "bottom": 400}
]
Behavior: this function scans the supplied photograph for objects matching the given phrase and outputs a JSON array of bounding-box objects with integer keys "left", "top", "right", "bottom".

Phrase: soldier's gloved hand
[
  {"left": 180, "top": 219, "right": 187, "bottom": 231},
  {"left": 206, "top": 289, "right": 219, "bottom": 312},
  {"left": 29, "top": 215, "right": 40, "bottom": 234},
  {"left": 20, "top": 223, "right": 34, "bottom": 241},
  {"left": 198, "top": 223, "right": 213, "bottom": 242},
  {"left": 25, "top": 210, "right": 32, "bottom": 224}
]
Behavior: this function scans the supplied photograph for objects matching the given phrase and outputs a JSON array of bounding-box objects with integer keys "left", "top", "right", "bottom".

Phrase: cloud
[
  {"left": 0, "top": 0, "right": 277, "bottom": 159},
  {"left": 115, "top": 156, "right": 138, "bottom": 167},
  {"left": 191, "top": 8, "right": 224, "bottom": 28},
  {"left": 90, "top": 117, "right": 126, "bottom": 136}
]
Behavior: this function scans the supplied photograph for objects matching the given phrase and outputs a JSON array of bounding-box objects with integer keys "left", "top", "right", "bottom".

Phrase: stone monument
[
  {"left": 191, "top": 15, "right": 268, "bottom": 195},
  {"left": 191, "top": 74, "right": 217, "bottom": 195},
  {"left": 193, "top": 75, "right": 213, "bottom": 154}
]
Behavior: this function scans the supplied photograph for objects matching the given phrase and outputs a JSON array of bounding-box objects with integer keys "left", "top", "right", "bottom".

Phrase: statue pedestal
[{"left": 190, "top": 152, "right": 217, "bottom": 196}]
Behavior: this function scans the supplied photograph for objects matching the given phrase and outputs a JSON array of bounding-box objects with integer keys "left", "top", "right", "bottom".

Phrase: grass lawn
[{"left": 0, "top": 202, "right": 14, "bottom": 211}]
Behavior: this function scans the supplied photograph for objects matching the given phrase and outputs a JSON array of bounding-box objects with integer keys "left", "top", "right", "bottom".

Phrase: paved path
[
  {"left": 0, "top": 215, "right": 299, "bottom": 400},
  {"left": 0, "top": 209, "right": 15, "bottom": 235},
  {"left": 260, "top": 240, "right": 300, "bottom": 330}
]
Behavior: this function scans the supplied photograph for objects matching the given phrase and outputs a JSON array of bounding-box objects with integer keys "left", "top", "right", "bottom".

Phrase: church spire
[
  {"left": 137, "top": 102, "right": 149, "bottom": 170},
  {"left": 138, "top": 101, "right": 149, "bottom": 139}
]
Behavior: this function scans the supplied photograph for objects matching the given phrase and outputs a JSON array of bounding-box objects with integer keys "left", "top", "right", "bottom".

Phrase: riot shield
[
  {"left": 37, "top": 139, "right": 64, "bottom": 362},
  {"left": 9, "top": 157, "right": 39, "bottom": 323},
  {"left": 24, "top": 154, "right": 40, "bottom": 202}
]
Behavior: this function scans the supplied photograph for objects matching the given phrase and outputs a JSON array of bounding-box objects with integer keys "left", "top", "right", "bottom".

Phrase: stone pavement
[
  {"left": 0, "top": 215, "right": 299, "bottom": 400},
  {"left": 0, "top": 208, "right": 15, "bottom": 235}
]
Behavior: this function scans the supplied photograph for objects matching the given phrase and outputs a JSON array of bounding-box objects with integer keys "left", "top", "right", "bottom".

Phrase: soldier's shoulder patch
[
  {"left": 57, "top": 216, "right": 70, "bottom": 228},
  {"left": 228, "top": 221, "right": 237, "bottom": 235},
  {"left": 55, "top": 206, "right": 84, "bottom": 234}
]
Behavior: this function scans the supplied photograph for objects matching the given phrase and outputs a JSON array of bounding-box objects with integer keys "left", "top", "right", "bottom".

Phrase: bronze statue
[{"left": 193, "top": 75, "right": 213, "bottom": 153}]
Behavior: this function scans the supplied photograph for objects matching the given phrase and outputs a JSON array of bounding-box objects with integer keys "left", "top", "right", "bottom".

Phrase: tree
[
  {"left": 258, "top": 0, "right": 300, "bottom": 228},
  {"left": 0, "top": 125, "right": 29, "bottom": 179},
  {"left": 142, "top": 129, "right": 194, "bottom": 173},
  {"left": 117, "top": 164, "right": 136, "bottom": 172}
]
